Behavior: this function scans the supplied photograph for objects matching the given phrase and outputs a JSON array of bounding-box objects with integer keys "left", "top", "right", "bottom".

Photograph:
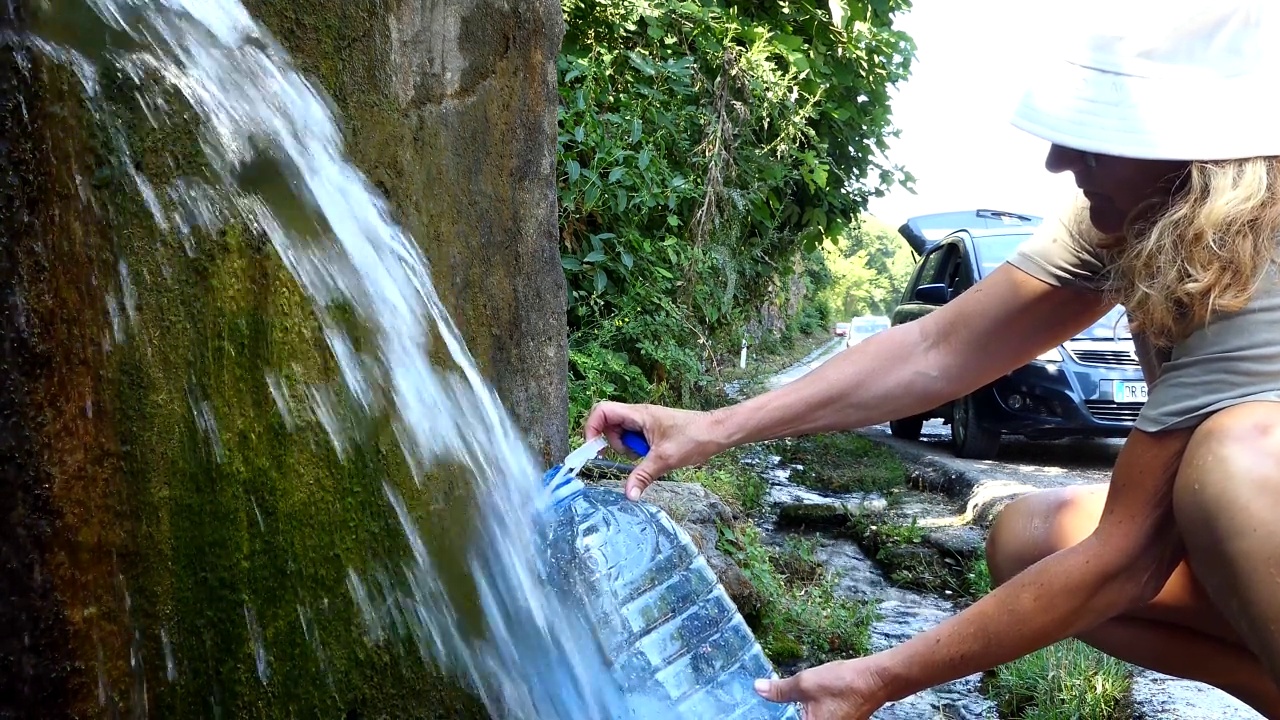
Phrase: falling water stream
[{"left": 8, "top": 0, "right": 655, "bottom": 717}]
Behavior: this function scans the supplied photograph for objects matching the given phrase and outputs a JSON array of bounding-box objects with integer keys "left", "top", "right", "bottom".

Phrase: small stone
[
  {"left": 774, "top": 499, "right": 886, "bottom": 530},
  {"left": 923, "top": 525, "right": 986, "bottom": 561}
]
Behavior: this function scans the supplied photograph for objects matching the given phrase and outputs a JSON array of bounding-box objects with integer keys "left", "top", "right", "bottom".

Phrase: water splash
[
  {"left": 244, "top": 603, "right": 270, "bottom": 684},
  {"left": 160, "top": 627, "right": 177, "bottom": 683},
  {"left": 23, "top": 0, "right": 634, "bottom": 716}
]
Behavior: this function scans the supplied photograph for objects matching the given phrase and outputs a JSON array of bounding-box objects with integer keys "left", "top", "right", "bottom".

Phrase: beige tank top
[{"left": 1007, "top": 206, "right": 1280, "bottom": 432}]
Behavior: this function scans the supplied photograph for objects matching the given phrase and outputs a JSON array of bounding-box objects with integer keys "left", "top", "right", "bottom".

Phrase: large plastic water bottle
[{"left": 538, "top": 431, "right": 802, "bottom": 719}]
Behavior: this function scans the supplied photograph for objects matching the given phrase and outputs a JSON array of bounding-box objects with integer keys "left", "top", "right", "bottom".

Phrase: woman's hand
[
  {"left": 754, "top": 658, "right": 893, "bottom": 720},
  {"left": 583, "top": 401, "right": 725, "bottom": 500}
]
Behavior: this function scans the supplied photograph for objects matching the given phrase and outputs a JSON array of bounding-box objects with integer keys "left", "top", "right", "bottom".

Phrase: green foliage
[
  {"left": 821, "top": 215, "right": 917, "bottom": 319},
  {"left": 559, "top": 0, "right": 915, "bottom": 411},
  {"left": 717, "top": 523, "right": 876, "bottom": 665},
  {"left": 986, "top": 640, "right": 1134, "bottom": 720},
  {"left": 771, "top": 432, "right": 908, "bottom": 493}
]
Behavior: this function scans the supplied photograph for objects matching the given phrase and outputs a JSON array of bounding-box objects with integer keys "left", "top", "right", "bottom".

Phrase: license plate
[{"left": 1112, "top": 380, "right": 1148, "bottom": 403}]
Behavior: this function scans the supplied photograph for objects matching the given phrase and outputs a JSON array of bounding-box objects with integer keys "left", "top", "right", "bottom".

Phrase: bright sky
[{"left": 865, "top": 0, "right": 1083, "bottom": 227}]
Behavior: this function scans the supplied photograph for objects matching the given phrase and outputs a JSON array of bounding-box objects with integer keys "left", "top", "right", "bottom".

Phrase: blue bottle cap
[{"left": 620, "top": 430, "right": 649, "bottom": 457}]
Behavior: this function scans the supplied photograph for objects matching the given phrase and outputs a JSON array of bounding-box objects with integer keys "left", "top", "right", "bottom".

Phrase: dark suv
[{"left": 888, "top": 210, "right": 1147, "bottom": 459}]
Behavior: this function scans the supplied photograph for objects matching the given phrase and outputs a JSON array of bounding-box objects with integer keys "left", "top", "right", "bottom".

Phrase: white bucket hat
[{"left": 1011, "top": 0, "right": 1280, "bottom": 161}]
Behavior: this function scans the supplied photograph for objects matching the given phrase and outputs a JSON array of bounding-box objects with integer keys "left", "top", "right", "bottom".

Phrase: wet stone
[
  {"left": 1130, "top": 668, "right": 1262, "bottom": 719},
  {"left": 923, "top": 525, "right": 985, "bottom": 561}
]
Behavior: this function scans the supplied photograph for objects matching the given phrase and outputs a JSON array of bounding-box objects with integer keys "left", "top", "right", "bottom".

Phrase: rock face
[
  {"left": 248, "top": 0, "right": 570, "bottom": 463},
  {"left": 1, "top": 0, "right": 566, "bottom": 717},
  {"left": 589, "top": 478, "right": 764, "bottom": 620}
]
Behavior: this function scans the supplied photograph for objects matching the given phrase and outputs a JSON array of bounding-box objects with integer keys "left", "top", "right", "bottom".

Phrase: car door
[
  {"left": 946, "top": 240, "right": 979, "bottom": 298},
  {"left": 892, "top": 241, "right": 958, "bottom": 326}
]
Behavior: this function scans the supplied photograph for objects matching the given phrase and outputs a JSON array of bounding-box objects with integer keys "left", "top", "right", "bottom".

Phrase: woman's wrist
[
  {"left": 704, "top": 403, "right": 751, "bottom": 452},
  {"left": 858, "top": 649, "right": 917, "bottom": 704}
]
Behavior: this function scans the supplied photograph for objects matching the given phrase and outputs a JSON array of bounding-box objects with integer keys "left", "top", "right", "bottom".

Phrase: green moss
[
  {"left": 717, "top": 523, "right": 875, "bottom": 667},
  {"left": 844, "top": 514, "right": 950, "bottom": 593},
  {"left": 770, "top": 433, "right": 906, "bottom": 494},
  {"left": 843, "top": 513, "right": 994, "bottom": 602}
]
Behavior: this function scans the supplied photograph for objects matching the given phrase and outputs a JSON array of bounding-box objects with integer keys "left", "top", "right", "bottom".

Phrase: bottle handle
[{"left": 620, "top": 429, "right": 650, "bottom": 457}]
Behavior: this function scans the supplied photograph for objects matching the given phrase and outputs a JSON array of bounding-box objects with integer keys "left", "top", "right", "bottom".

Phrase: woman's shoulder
[{"left": 1007, "top": 197, "right": 1110, "bottom": 292}]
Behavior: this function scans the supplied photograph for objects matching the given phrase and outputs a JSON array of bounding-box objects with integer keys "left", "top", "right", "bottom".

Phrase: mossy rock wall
[{"left": 1, "top": 0, "right": 565, "bottom": 716}]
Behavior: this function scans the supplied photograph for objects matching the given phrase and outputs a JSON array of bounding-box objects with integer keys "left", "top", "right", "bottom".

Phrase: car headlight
[{"left": 1035, "top": 347, "right": 1063, "bottom": 362}]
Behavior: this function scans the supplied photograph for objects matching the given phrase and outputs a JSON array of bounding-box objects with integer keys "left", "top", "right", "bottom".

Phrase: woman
[{"left": 585, "top": 3, "right": 1280, "bottom": 718}]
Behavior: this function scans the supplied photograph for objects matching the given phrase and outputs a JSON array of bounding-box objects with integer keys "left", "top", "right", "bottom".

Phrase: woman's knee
[{"left": 986, "top": 484, "right": 1107, "bottom": 586}]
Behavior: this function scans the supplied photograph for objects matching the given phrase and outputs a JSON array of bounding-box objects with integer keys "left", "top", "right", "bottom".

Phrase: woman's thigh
[
  {"left": 987, "top": 481, "right": 1242, "bottom": 644},
  {"left": 1174, "top": 401, "right": 1280, "bottom": 669}
]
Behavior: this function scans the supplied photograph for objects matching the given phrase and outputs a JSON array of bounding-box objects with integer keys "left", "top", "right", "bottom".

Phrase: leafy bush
[{"left": 558, "top": 0, "right": 915, "bottom": 414}]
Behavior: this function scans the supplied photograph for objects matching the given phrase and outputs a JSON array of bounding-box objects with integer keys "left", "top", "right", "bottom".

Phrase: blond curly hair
[{"left": 1074, "top": 158, "right": 1280, "bottom": 347}]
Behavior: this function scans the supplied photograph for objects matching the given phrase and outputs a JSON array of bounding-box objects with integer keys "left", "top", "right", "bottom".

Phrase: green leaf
[
  {"left": 638, "top": 148, "right": 652, "bottom": 170},
  {"left": 614, "top": 188, "right": 628, "bottom": 211},
  {"left": 574, "top": 125, "right": 585, "bottom": 142},
  {"left": 594, "top": 268, "right": 608, "bottom": 293},
  {"left": 621, "top": 251, "right": 634, "bottom": 269},
  {"left": 775, "top": 34, "right": 804, "bottom": 51},
  {"left": 667, "top": 215, "right": 680, "bottom": 227},
  {"left": 561, "top": 257, "right": 583, "bottom": 271},
  {"left": 608, "top": 167, "right": 626, "bottom": 183},
  {"left": 567, "top": 159, "right": 581, "bottom": 183},
  {"left": 631, "top": 118, "right": 643, "bottom": 144}
]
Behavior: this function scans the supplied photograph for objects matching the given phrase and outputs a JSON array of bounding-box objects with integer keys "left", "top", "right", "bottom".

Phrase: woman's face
[{"left": 1045, "top": 145, "right": 1190, "bottom": 235}]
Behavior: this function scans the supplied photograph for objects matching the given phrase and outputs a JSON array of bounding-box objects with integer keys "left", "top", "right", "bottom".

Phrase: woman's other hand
[
  {"left": 754, "top": 658, "right": 893, "bottom": 720},
  {"left": 583, "top": 401, "right": 724, "bottom": 500}
]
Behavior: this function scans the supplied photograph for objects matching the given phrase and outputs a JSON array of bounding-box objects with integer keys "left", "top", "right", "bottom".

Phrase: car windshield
[
  {"left": 972, "top": 233, "right": 1036, "bottom": 278},
  {"left": 973, "top": 234, "right": 1132, "bottom": 340},
  {"left": 850, "top": 320, "right": 889, "bottom": 334},
  {"left": 1077, "top": 305, "right": 1132, "bottom": 339}
]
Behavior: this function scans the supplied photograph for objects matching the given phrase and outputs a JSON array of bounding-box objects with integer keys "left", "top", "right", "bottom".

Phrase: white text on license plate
[{"left": 1112, "top": 380, "right": 1148, "bottom": 404}]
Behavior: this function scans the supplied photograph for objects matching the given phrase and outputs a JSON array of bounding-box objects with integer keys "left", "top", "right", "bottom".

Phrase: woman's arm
[
  {"left": 586, "top": 264, "right": 1114, "bottom": 497},
  {"left": 708, "top": 264, "right": 1113, "bottom": 445}
]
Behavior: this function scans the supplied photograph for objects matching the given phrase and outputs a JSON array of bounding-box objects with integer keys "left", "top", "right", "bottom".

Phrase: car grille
[
  {"left": 1069, "top": 349, "right": 1140, "bottom": 367},
  {"left": 1086, "top": 401, "right": 1143, "bottom": 423}
]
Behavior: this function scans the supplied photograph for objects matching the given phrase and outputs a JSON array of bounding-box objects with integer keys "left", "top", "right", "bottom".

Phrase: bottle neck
[
  {"left": 540, "top": 465, "right": 585, "bottom": 510},
  {"left": 548, "top": 476, "right": 585, "bottom": 506}
]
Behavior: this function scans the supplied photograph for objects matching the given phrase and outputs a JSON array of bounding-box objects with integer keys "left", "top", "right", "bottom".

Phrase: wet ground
[
  {"left": 758, "top": 344, "right": 1263, "bottom": 720},
  {"left": 755, "top": 456, "right": 996, "bottom": 719}
]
